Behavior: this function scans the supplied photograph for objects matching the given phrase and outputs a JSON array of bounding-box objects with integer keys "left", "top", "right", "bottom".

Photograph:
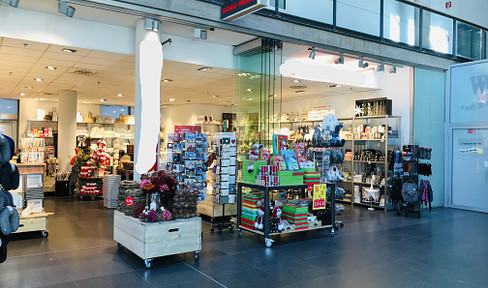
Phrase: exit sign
[{"left": 446, "top": 1, "right": 452, "bottom": 8}]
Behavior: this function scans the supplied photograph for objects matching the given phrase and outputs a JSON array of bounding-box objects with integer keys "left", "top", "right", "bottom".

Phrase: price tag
[
  {"left": 125, "top": 196, "right": 134, "bottom": 206},
  {"left": 313, "top": 184, "right": 327, "bottom": 210}
]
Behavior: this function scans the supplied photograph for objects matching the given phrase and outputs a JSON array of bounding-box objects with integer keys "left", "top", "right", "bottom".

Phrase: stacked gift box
[
  {"left": 277, "top": 170, "right": 304, "bottom": 185},
  {"left": 242, "top": 160, "right": 267, "bottom": 184},
  {"left": 302, "top": 168, "right": 320, "bottom": 185},
  {"left": 241, "top": 194, "right": 261, "bottom": 230},
  {"left": 282, "top": 204, "right": 309, "bottom": 231}
]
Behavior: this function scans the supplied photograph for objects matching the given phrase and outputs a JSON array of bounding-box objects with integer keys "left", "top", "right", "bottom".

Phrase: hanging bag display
[{"left": 401, "top": 180, "right": 419, "bottom": 203}]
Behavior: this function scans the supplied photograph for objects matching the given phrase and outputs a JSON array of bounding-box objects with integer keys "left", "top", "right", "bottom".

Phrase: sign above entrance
[{"left": 221, "top": 0, "right": 268, "bottom": 21}]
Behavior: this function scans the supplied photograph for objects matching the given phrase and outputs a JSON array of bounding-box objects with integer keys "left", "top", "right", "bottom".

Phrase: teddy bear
[
  {"left": 247, "top": 143, "right": 263, "bottom": 173},
  {"left": 254, "top": 199, "right": 265, "bottom": 230}
]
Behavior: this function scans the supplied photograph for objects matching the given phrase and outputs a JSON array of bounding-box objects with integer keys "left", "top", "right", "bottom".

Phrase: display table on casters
[
  {"left": 236, "top": 182, "right": 337, "bottom": 247},
  {"left": 113, "top": 211, "right": 202, "bottom": 268}
]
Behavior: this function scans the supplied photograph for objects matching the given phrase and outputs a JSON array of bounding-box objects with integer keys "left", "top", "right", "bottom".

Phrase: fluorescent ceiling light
[
  {"left": 169, "top": 98, "right": 176, "bottom": 102},
  {"left": 293, "top": 79, "right": 300, "bottom": 83},
  {"left": 35, "top": 98, "right": 39, "bottom": 100},
  {"left": 62, "top": 48, "right": 77, "bottom": 53},
  {"left": 117, "top": 93, "right": 123, "bottom": 97},
  {"left": 34, "top": 78, "right": 43, "bottom": 82},
  {"left": 39, "top": 98, "right": 44, "bottom": 101},
  {"left": 45, "top": 66, "right": 57, "bottom": 70},
  {"left": 162, "top": 79, "right": 173, "bottom": 82},
  {"left": 19, "top": 92, "right": 25, "bottom": 96},
  {"left": 25, "top": 86, "right": 33, "bottom": 89},
  {"left": 100, "top": 98, "right": 107, "bottom": 102},
  {"left": 212, "top": 95, "right": 219, "bottom": 98}
]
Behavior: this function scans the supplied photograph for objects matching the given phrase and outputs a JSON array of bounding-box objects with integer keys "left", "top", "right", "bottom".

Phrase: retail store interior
[{"left": 1, "top": 25, "right": 452, "bottom": 288}]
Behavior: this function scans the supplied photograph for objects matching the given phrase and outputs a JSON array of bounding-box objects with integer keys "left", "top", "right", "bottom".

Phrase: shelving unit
[
  {"left": 76, "top": 122, "right": 134, "bottom": 151},
  {"left": 236, "top": 182, "right": 336, "bottom": 247},
  {"left": 349, "top": 115, "right": 401, "bottom": 211}
]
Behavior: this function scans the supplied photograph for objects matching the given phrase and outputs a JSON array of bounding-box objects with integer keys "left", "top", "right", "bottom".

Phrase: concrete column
[
  {"left": 134, "top": 18, "right": 163, "bottom": 180},
  {"left": 58, "top": 90, "right": 77, "bottom": 172}
]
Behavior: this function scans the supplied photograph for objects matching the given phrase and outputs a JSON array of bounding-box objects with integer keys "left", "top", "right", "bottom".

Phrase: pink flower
[
  {"left": 160, "top": 184, "right": 169, "bottom": 193},
  {"left": 140, "top": 179, "right": 151, "bottom": 189}
]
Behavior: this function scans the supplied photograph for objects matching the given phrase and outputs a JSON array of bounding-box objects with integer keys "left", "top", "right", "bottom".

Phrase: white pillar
[
  {"left": 58, "top": 90, "right": 77, "bottom": 172},
  {"left": 134, "top": 18, "right": 163, "bottom": 180}
]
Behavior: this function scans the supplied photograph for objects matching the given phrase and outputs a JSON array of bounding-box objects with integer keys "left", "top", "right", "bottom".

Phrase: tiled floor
[{"left": 2, "top": 197, "right": 487, "bottom": 288}]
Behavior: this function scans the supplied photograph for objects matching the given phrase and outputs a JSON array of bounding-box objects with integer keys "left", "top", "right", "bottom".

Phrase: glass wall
[
  {"left": 336, "top": 0, "right": 380, "bottom": 36},
  {"left": 0, "top": 99, "right": 19, "bottom": 114},
  {"left": 384, "top": 0, "right": 418, "bottom": 46},
  {"left": 421, "top": 10, "right": 453, "bottom": 54},
  {"left": 100, "top": 105, "right": 130, "bottom": 119},
  {"left": 267, "top": 0, "right": 333, "bottom": 25},
  {"left": 456, "top": 22, "right": 482, "bottom": 60},
  {"left": 234, "top": 38, "right": 283, "bottom": 157}
]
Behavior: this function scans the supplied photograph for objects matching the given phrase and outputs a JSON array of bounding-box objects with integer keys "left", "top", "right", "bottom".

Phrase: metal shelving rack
[{"left": 349, "top": 115, "right": 401, "bottom": 211}]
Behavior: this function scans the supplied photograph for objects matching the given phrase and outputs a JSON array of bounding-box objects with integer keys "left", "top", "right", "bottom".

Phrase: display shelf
[
  {"left": 355, "top": 160, "right": 386, "bottom": 164},
  {"left": 353, "top": 139, "right": 386, "bottom": 141},
  {"left": 237, "top": 182, "right": 337, "bottom": 247},
  {"left": 354, "top": 202, "right": 385, "bottom": 209}
]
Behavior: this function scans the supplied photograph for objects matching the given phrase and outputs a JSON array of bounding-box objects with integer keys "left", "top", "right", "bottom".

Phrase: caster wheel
[
  {"left": 117, "top": 243, "right": 124, "bottom": 248},
  {"left": 265, "top": 238, "right": 274, "bottom": 248},
  {"left": 210, "top": 228, "right": 215, "bottom": 233},
  {"left": 340, "top": 223, "right": 344, "bottom": 227},
  {"left": 330, "top": 229, "right": 335, "bottom": 238},
  {"left": 238, "top": 230, "right": 242, "bottom": 237},
  {"left": 229, "top": 226, "right": 234, "bottom": 233},
  {"left": 41, "top": 231, "right": 49, "bottom": 238},
  {"left": 144, "top": 259, "right": 153, "bottom": 268},
  {"left": 194, "top": 251, "right": 200, "bottom": 261}
]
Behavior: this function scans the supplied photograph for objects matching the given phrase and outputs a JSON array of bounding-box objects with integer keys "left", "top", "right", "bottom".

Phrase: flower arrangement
[
  {"left": 172, "top": 185, "right": 201, "bottom": 219},
  {"left": 139, "top": 206, "right": 173, "bottom": 223},
  {"left": 140, "top": 170, "right": 178, "bottom": 212}
]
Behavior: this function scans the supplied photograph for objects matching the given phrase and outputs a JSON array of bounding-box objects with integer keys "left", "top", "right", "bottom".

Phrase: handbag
[
  {"left": 325, "top": 166, "right": 344, "bottom": 182},
  {"left": 401, "top": 180, "right": 419, "bottom": 203}
]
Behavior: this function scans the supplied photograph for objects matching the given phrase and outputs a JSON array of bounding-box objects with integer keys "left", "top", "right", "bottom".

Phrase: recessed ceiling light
[
  {"left": 62, "top": 48, "right": 77, "bottom": 53},
  {"left": 197, "top": 67, "right": 212, "bottom": 72},
  {"left": 25, "top": 86, "right": 33, "bottom": 89},
  {"left": 246, "top": 88, "right": 253, "bottom": 92},
  {"left": 186, "top": 100, "right": 192, "bottom": 103},
  {"left": 100, "top": 98, "right": 107, "bottom": 102},
  {"left": 19, "top": 92, "right": 25, "bottom": 96},
  {"left": 296, "top": 90, "right": 306, "bottom": 94},
  {"left": 169, "top": 98, "right": 176, "bottom": 102},
  {"left": 45, "top": 66, "right": 57, "bottom": 70},
  {"left": 34, "top": 78, "right": 43, "bottom": 82},
  {"left": 40, "top": 98, "right": 45, "bottom": 101},
  {"left": 35, "top": 98, "right": 39, "bottom": 100},
  {"left": 117, "top": 93, "right": 123, "bottom": 97},
  {"left": 212, "top": 95, "right": 219, "bottom": 98},
  {"left": 162, "top": 79, "right": 173, "bottom": 82},
  {"left": 293, "top": 80, "right": 300, "bottom": 83},
  {"left": 328, "top": 84, "right": 342, "bottom": 88}
]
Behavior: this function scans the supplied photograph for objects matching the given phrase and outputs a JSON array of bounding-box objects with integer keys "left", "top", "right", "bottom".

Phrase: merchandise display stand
[
  {"left": 113, "top": 211, "right": 201, "bottom": 268},
  {"left": 236, "top": 182, "right": 336, "bottom": 247},
  {"left": 78, "top": 177, "right": 103, "bottom": 200},
  {"left": 15, "top": 212, "right": 54, "bottom": 238}
]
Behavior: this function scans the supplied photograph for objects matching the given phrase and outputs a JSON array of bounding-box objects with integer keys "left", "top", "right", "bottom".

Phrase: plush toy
[
  {"left": 272, "top": 201, "right": 284, "bottom": 232},
  {"left": 330, "top": 124, "right": 345, "bottom": 147},
  {"left": 254, "top": 199, "right": 265, "bottom": 230},
  {"left": 248, "top": 143, "right": 263, "bottom": 173}
]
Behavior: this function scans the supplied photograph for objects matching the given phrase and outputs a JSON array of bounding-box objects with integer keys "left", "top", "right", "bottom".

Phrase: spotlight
[
  {"left": 358, "top": 59, "right": 369, "bottom": 68},
  {"left": 389, "top": 66, "right": 397, "bottom": 74},
  {"left": 334, "top": 55, "right": 344, "bottom": 65},
  {"left": 1, "top": 0, "right": 19, "bottom": 7},
  {"left": 376, "top": 64, "right": 385, "bottom": 72},
  {"left": 145, "top": 18, "right": 160, "bottom": 32},
  {"left": 58, "top": 0, "right": 75, "bottom": 17},
  {"left": 308, "top": 49, "right": 316, "bottom": 60}
]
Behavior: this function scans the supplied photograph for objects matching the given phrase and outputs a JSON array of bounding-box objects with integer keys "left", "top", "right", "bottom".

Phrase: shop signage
[
  {"left": 174, "top": 125, "right": 202, "bottom": 133},
  {"left": 445, "top": 1, "right": 452, "bottom": 8},
  {"left": 312, "top": 184, "right": 327, "bottom": 210},
  {"left": 125, "top": 196, "right": 134, "bottom": 206},
  {"left": 307, "top": 184, "right": 313, "bottom": 192},
  {"left": 221, "top": 0, "right": 268, "bottom": 21}
]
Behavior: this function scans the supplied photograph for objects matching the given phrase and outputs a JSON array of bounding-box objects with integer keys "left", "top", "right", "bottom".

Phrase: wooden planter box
[{"left": 113, "top": 211, "right": 201, "bottom": 268}]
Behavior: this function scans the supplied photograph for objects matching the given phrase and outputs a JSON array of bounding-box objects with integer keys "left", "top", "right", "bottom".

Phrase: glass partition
[
  {"left": 336, "top": 0, "right": 380, "bottom": 36},
  {"left": 456, "top": 22, "right": 482, "bottom": 60},
  {"left": 234, "top": 38, "right": 283, "bottom": 158},
  {"left": 383, "top": 0, "right": 418, "bottom": 46},
  {"left": 421, "top": 10, "right": 453, "bottom": 54},
  {"left": 267, "top": 0, "right": 333, "bottom": 25}
]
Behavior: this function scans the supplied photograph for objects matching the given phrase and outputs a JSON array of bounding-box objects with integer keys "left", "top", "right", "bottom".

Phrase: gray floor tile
[{"left": 75, "top": 271, "right": 153, "bottom": 288}]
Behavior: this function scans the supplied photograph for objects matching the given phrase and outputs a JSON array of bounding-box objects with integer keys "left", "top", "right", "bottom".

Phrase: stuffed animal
[
  {"left": 330, "top": 124, "right": 345, "bottom": 147},
  {"left": 248, "top": 143, "right": 263, "bottom": 173},
  {"left": 254, "top": 199, "right": 265, "bottom": 231},
  {"left": 272, "top": 201, "right": 284, "bottom": 232}
]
